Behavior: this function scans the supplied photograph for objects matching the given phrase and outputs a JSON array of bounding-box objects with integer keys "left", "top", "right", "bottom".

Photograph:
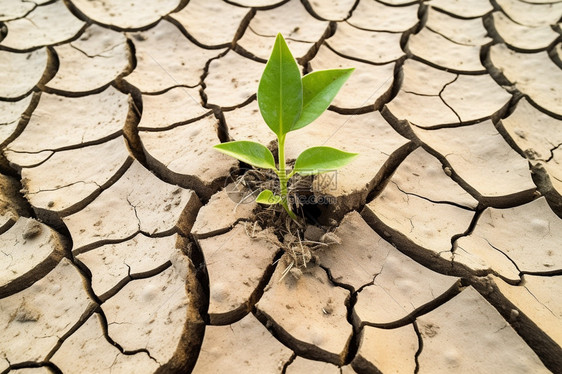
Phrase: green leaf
[
  {"left": 257, "top": 33, "right": 303, "bottom": 137},
  {"left": 256, "top": 189, "right": 282, "bottom": 205},
  {"left": 292, "top": 68, "right": 354, "bottom": 131},
  {"left": 293, "top": 146, "right": 358, "bottom": 176},
  {"left": 214, "top": 141, "right": 276, "bottom": 170}
]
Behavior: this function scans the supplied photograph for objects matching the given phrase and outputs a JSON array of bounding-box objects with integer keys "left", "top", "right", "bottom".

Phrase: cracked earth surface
[{"left": 0, "top": 0, "right": 561, "bottom": 373}]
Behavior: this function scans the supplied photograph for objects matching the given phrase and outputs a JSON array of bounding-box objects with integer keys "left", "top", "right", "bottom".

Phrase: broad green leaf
[
  {"left": 214, "top": 141, "right": 276, "bottom": 170},
  {"left": 257, "top": 33, "right": 303, "bottom": 137},
  {"left": 292, "top": 68, "right": 354, "bottom": 131},
  {"left": 256, "top": 189, "right": 281, "bottom": 205},
  {"left": 293, "top": 146, "right": 358, "bottom": 176}
]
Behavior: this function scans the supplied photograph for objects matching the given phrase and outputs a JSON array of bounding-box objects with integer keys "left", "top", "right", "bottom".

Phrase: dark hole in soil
[
  {"left": 224, "top": 167, "right": 343, "bottom": 270},
  {"left": 227, "top": 166, "right": 334, "bottom": 228}
]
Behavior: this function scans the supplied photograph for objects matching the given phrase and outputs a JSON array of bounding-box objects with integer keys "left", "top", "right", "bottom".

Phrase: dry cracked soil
[{"left": 0, "top": 0, "right": 561, "bottom": 373}]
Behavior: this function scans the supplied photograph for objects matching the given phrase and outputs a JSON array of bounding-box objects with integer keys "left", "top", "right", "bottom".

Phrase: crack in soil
[
  {"left": 392, "top": 180, "right": 477, "bottom": 211},
  {"left": 360, "top": 280, "right": 462, "bottom": 330},
  {"left": 450, "top": 206, "right": 485, "bottom": 253},
  {"left": 2, "top": 1, "right": 561, "bottom": 372},
  {"left": 482, "top": 238, "right": 523, "bottom": 280},
  {"left": 222, "top": 0, "right": 292, "bottom": 10},
  {"left": 125, "top": 194, "right": 142, "bottom": 232},
  {"left": 96, "top": 307, "right": 161, "bottom": 365},
  {"left": 299, "top": 0, "right": 361, "bottom": 22},
  {"left": 438, "top": 74, "right": 462, "bottom": 124},
  {"left": 0, "top": 360, "right": 63, "bottom": 374},
  {"left": 25, "top": 180, "right": 100, "bottom": 195},
  {"left": 94, "top": 260, "right": 173, "bottom": 303},
  {"left": 138, "top": 110, "right": 212, "bottom": 132},
  {"left": 408, "top": 53, "right": 487, "bottom": 75},
  {"left": 541, "top": 143, "right": 562, "bottom": 163},
  {"left": 280, "top": 352, "right": 297, "bottom": 374},
  {"left": 412, "top": 320, "right": 423, "bottom": 374},
  {"left": 44, "top": 302, "right": 98, "bottom": 361},
  {"left": 324, "top": 40, "right": 407, "bottom": 66},
  {"left": 521, "top": 269, "right": 562, "bottom": 277},
  {"left": 0, "top": 92, "right": 41, "bottom": 148},
  {"left": 523, "top": 284, "right": 558, "bottom": 318},
  {"left": 165, "top": 16, "right": 233, "bottom": 51},
  {"left": 68, "top": 40, "right": 126, "bottom": 59},
  {"left": 317, "top": 264, "right": 374, "bottom": 366},
  {"left": 198, "top": 48, "right": 231, "bottom": 109},
  {"left": 466, "top": 275, "right": 562, "bottom": 372}
]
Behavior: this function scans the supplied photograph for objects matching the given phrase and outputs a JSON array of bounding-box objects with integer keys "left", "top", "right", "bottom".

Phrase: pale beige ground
[{"left": 0, "top": 0, "right": 561, "bottom": 373}]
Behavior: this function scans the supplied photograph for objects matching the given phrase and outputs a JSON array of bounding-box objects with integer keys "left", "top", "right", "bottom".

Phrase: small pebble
[{"left": 22, "top": 220, "right": 42, "bottom": 239}]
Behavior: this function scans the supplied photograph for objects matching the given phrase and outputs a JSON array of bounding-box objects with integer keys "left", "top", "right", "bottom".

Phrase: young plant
[{"left": 214, "top": 33, "right": 357, "bottom": 220}]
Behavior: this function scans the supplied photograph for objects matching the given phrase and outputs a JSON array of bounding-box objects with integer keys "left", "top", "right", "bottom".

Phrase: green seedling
[{"left": 214, "top": 33, "right": 357, "bottom": 220}]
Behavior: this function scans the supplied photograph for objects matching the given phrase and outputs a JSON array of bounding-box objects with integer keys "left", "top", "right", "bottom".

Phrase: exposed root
[{"left": 232, "top": 167, "right": 343, "bottom": 274}]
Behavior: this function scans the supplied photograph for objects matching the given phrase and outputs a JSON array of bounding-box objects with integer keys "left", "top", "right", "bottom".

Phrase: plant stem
[{"left": 277, "top": 134, "right": 297, "bottom": 220}]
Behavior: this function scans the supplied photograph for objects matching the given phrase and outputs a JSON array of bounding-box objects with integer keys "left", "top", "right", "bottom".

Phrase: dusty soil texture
[{"left": 1, "top": 0, "right": 561, "bottom": 373}]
